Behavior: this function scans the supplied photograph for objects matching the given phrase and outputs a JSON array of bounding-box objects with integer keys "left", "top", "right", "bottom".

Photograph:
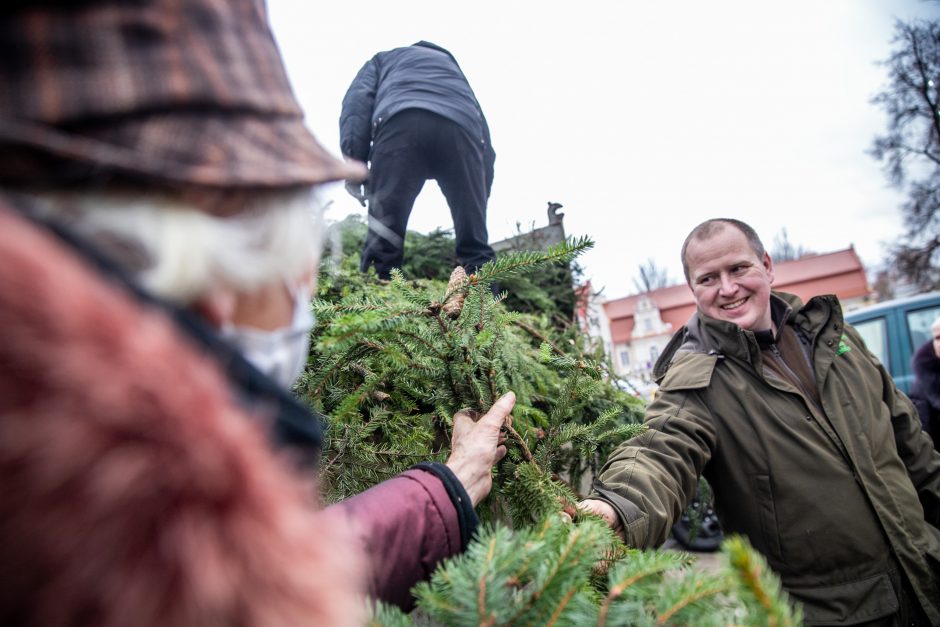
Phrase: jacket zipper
[
  {"left": 766, "top": 343, "right": 853, "bottom": 464},
  {"left": 767, "top": 343, "right": 821, "bottom": 414}
]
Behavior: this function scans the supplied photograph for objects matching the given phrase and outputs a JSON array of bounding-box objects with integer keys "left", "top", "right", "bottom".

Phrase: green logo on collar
[{"left": 836, "top": 334, "right": 851, "bottom": 356}]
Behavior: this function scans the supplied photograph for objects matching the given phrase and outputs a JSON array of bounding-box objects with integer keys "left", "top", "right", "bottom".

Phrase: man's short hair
[{"left": 680, "top": 218, "right": 767, "bottom": 283}]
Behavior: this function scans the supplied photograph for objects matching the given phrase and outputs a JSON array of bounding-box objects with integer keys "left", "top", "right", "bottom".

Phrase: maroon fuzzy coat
[
  {"left": 0, "top": 202, "right": 464, "bottom": 624},
  {"left": 912, "top": 340, "right": 940, "bottom": 450}
]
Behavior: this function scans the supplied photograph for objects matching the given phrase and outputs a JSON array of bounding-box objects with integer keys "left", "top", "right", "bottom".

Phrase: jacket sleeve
[
  {"left": 339, "top": 58, "right": 379, "bottom": 163},
  {"left": 322, "top": 464, "right": 477, "bottom": 610},
  {"left": 481, "top": 114, "right": 495, "bottom": 198},
  {"left": 590, "top": 359, "right": 717, "bottom": 548}
]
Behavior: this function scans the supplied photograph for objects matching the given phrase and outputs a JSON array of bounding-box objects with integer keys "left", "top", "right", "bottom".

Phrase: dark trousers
[{"left": 361, "top": 108, "right": 496, "bottom": 279}]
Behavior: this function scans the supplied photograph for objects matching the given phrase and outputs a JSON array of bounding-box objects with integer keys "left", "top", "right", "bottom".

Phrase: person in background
[
  {"left": 340, "top": 41, "right": 497, "bottom": 279},
  {"left": 0, "top": 1, "right": 512, "bottom": 624},
  {"left": 911, "top": 316, "right": 940, "bottom": 449},
  {"left": 578, "top": 219, "right": 940, "bottom": 626}
]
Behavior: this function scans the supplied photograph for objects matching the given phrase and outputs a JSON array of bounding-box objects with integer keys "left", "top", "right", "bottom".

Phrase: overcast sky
[{"left": 268, "top": 0, "right": 938, "bottom": 299}]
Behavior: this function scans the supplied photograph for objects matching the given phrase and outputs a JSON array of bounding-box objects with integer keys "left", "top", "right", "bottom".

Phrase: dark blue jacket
[{"left": 339, "top": 41, "right": 494, "bottom": 190}]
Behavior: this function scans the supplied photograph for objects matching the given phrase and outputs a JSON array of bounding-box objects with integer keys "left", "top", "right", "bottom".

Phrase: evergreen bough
[
  {"left": 307, "top": 227, "right": 800, "bottom": 625},
  {"left": 303, "top": 236, "right": 644, "bottom": 521},
  {"left": 370, "top": 518, "right": 800, "bottom": 626}
]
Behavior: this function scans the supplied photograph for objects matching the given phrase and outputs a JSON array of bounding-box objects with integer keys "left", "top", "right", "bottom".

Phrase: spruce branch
[
  {"left": 478, "top": 537, "right": 497, "bottom": 625},
  {"left": 477, "top": 281, "right": 487, "bottom": 332},
  {"left": 732, "top": 546, "right": 773, "bottom": 614},
  {"left": 513, "top": 319, "right": 567, "bottom": 356},
  {"left": 367, "top": 601, "right": 412, "bottom": 627},
  {"left": 655, "top": 578, "right": 732, "bottom": 625},
  {"left": 472, "top": 236, "right": 595, "bottom": 284},
  {"left": 544, "top": 586, "right": 579, "bottom": 627},
  {"left": 428, "top": 306, "right": 450, "bottom": 335},
  {"left": 724, "top": 535, "right": 802, "bottom": 626},
  {"left": 504, "top": 423, "right": 536, "bottom": 466},
  {"left": 396, "top": 330, "right": 447, "bottom": 360}
]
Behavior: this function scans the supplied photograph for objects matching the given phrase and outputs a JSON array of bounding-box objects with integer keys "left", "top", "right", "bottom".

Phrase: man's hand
[
  {"left": 344, "top": 180, "right": 367, "bottom": 206},
  {"left": 446, "top": 392, "right": 515, "bottom": 506},
  {"left": 575, "top": 499, "right": 623, "bottom": 537}
]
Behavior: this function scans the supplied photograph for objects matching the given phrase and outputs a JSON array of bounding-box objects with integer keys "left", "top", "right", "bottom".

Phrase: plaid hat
[{"left": 0, "top": 0, "right": 365, "bottom": 196}]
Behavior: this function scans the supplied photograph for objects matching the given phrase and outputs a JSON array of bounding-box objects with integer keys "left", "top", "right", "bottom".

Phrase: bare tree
[
  {"left": 770, "top": 228, "right": 811, "bottom": 262},
  {"left": 871, "top": 267, "right": 898, "bottom": 302},
  {"left": 633, "top": 258, "right": 673, "bottom": 293},
  {"left": 871, "top": 18, "right": 940, "bottom": 291}
]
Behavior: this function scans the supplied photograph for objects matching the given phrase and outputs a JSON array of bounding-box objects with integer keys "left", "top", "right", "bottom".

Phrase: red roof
[{"left": 603, "top": 248, "right": 869, "bottom": 344}]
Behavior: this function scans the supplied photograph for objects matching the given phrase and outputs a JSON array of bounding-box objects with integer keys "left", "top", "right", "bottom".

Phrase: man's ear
[
  {"left": 191, "top": 288, "right": 237, "bottom": 328},
  {"left": 762, "top": 252, "right": 775, "bottom": 285}
]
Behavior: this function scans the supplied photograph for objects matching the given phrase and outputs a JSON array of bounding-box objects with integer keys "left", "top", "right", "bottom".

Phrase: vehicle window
[
  {"left": 906, "top": 305, "right": 940, "bottom": 351},
  {"left": 852, "top": 317, "right": 888, "bottom": 364}
]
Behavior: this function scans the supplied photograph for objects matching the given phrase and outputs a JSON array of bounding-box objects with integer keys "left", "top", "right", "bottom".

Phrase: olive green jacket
[{"left": 591, "top": 293, "right": 940, "bottom": 625}]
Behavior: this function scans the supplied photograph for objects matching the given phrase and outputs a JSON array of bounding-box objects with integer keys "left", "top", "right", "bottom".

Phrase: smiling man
[{"left": 580, "top": 219, "right": 940, "bottom": 626}]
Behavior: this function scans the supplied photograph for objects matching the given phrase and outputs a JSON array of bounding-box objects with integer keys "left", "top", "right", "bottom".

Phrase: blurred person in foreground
[
  {"left": 0, "top": 1, "right": 513, "bottom": 624},
  {"left": 578, "top": 219, "right": 940, "bottom": 626},
  {"left": 911, "top": 316, "right": 940, "bottom": 450}
]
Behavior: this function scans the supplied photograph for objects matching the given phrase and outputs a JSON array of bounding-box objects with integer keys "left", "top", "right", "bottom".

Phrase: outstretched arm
[
  {"left": 325, "top": 392, "right": 515, "bottom": 609},
  {"left": 581, "top": 387, "right": 716, "bottom": 548}
]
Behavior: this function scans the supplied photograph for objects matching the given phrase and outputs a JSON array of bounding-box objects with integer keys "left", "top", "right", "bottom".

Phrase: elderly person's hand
[{"left": 445, "top": 392, "right": 515, "bottom": 506}]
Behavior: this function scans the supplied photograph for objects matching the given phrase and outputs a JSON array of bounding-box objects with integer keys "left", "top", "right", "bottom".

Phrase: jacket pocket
[
  {"left": 788, "top": 571, "right": 898, "bottom": 625},
  {"left": 926, "top": 546, "right": 940, "bottom": 582},
  {"left": 754, "top": 474, "right": 783, "bottom": 561}
]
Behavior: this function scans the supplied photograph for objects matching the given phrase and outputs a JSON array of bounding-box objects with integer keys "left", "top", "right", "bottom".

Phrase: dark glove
[{"left": 345, "top": 180, "right": 367, "bottom": 207}]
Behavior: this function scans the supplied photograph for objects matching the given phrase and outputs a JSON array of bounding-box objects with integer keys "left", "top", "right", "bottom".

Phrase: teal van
[{"left": 844, "top": 291, "right": 940, "bottom": 395}]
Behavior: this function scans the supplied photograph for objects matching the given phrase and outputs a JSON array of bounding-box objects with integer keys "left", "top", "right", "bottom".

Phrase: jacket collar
[
  {"left": 914, "top": 340, "right": 940, "bottom": 378},
  {"left": 913, "top": 340, "right": 940, "bottom": 405},
  {"left": 411, "top": 41, "right": 462, "bottom": 68},
  {"left": 412, "top": 40, "right": 453, "bottom": 56},
  {"left": 655, "top": 291, "right": 831, "bottom": 380}
]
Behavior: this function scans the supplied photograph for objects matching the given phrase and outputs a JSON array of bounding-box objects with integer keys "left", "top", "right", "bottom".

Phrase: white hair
[{"left": 29, "top": 189, "right": 325, "bottom": 304}]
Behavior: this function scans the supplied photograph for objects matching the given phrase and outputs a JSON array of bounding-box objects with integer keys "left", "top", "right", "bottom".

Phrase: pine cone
[{"left": 442, "top": 266, "right": 467, "bottom": 319}]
